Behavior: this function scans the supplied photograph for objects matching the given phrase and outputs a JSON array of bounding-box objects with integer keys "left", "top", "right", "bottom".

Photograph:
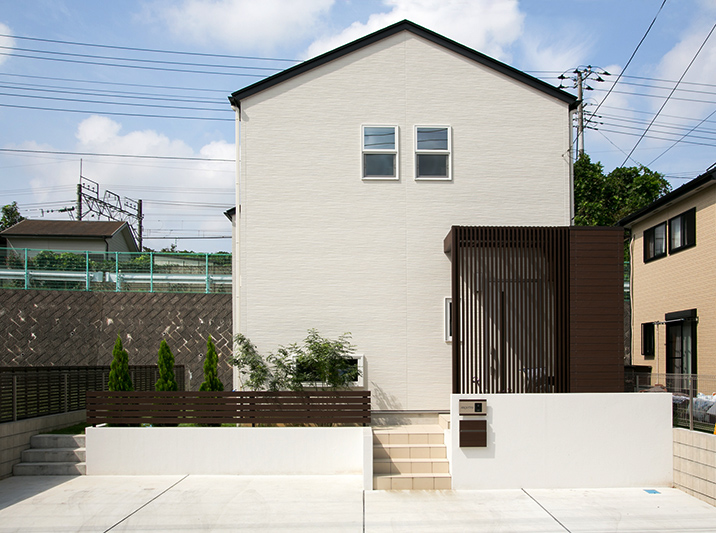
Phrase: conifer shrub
[
  {"left": 108, "top": 335, "right": 133, "bottom": 391},
  {"left": 199, "top": 335, "right": 224, "bottom": 392},
  {"left": 155, "top": 339, "right": 178, "bottom": 391}
]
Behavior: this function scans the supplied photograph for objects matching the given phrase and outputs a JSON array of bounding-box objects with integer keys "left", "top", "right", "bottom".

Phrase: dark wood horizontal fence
[
  {"left": 0, "top": 365, "right": 185, "bottom": 424},
  {"left": 86, "top": 390, "right": 371, "bottom": 426}
]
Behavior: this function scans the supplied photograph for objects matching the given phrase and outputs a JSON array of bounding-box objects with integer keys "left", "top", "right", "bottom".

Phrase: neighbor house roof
[
  {"left": 228, "top": 19, "right": 578, "bottom": 109},
  {"left": 0, "top": 219, "right": 128, "bottom": 238},
  {"left": 617, "top": 167, "right": 716, "bottom": 228}
]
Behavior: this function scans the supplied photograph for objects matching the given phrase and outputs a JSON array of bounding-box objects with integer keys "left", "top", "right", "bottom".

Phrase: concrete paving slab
[
  {"left": 1, "top": 475, "right": 715, "bottom": 532},
  {"left": 524, "top": 487, "right": 716, "bottom": 533},
  {"left": 365, "top": 489, "right": 561, "bottom": 532}
]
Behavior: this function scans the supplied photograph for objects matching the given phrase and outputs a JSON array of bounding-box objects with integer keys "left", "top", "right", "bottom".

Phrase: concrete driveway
[{"left": 0, "top": 475, "right": 714, "bottom": 532}]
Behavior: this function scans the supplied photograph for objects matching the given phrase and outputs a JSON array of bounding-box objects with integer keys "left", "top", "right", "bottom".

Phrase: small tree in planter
[
  {"left": 108, "top": 335, "right": 133, "bottom": 391},
  {"left": 155, "top": 339, "right": 178, "bottom": 391},
  {"left": 200, "top": 335, "right": 224, "bottom": 391}
]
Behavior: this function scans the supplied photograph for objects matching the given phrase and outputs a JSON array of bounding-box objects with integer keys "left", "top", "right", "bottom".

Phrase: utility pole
[{"left": 559, "top": 66, "right": 610, "bottom": 158}]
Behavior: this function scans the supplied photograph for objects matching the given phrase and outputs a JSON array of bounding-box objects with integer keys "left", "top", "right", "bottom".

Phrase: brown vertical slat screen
[{"left": 449, "top": 226, "right": 570, "bottom": 394}]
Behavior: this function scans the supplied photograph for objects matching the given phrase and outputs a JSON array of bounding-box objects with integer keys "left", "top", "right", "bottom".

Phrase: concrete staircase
[
  {"left": 13, "top": 434, "right": 86, "bottom": 476},
  {"left": 373, "top": 424, "right": 451, "bottom": 490}
]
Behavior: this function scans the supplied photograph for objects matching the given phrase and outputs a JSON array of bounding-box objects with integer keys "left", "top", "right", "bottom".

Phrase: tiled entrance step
[
  {"left": 373, "top": 424, "right": 451, "bottom": 490},
  {"left": 13, "top": 434, "right": 86, "bottom": 476}
]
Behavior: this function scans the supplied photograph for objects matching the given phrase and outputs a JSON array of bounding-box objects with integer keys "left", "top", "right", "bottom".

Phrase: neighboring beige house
[
  {"left": 619, "top": 167, "right": 716, "bottom": 383},
  {"left": 226, "top": 20, "right": 616, "bottom": 412},
  {"left": 0, "top": 220, "right": 139, "bottom": 253}
]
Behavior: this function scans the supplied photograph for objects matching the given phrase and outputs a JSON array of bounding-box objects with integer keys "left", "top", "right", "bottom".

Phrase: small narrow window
[
  {"left": 445, "top": 297, "right": 453, "bottom": 343},
  {"left": 668, "top": 208, "right": 696, "bottom": 254},
  {"left": 641, "top": 322, "right": 655, "bottom": 357},
  {"left": 416, "top": 126, "right": 451, "bottom": 180},
  {"left": 643, "top": 222, "right": 666, "bottom": 263},
  {"left": 362, "top": 126, "right": 397, "bottom": 179}
]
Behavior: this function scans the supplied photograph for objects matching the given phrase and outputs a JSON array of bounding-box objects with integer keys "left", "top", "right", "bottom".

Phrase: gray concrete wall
[
  {"left": 0, "top": 290, "right": 232, "bottom": 390},
  {"left": 674, "top": 428, "right": 716, "bottom": 507},
  {"left": 0, "top": 410, "right": 85, "bottom": 479}
]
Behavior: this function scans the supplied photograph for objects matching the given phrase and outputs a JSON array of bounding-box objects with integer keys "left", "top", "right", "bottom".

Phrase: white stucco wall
[
  {"left": 86, "top": 426, "right": 372, "bottom": 487},
  {"left": 235, "top": 31, "right": 573, "bottom": 411},
  {"left": 450, "top": 393, "right": 673, "bottom": 489}
]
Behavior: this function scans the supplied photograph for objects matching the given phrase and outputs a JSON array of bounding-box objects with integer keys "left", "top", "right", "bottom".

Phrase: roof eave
[
  {"left": 617, "top": 168, "right": 716, "bottom": 228},
  {"left": 229, "top": 19, "right": 576, "bottom": 107}
]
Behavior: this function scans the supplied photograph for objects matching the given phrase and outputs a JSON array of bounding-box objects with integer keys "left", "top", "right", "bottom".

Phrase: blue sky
[{"left": 0, "top": 0, "right": 715, "bottom": 252}]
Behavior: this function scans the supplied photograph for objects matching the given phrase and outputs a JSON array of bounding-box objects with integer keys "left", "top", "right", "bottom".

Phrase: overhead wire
[{"left": 620, "top": 20, "right": 716, "bottom": 166}]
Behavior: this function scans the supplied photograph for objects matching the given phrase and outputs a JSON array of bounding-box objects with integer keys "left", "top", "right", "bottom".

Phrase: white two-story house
[{"left": 227, "top": 20, "right": 623, "bottom": 413}]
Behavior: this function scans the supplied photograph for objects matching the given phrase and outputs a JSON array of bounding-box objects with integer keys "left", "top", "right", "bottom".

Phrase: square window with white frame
[
  {"left": 415, "top": 126, "right": 451, "bottom": 180},
  {"left": 362, "top": 125, "right": 398, "bottom": 179}
]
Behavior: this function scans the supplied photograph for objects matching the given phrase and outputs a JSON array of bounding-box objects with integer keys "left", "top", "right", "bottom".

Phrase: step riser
[
  {"left": 374, "top": 460, "right": 449, "bottom": 474},
  {"left": 374, "top": 475, "right": 451, "bottom": 490},
  {"left": 21, "top": 449, "right": 85, "bottom": 463},
  {"left": 30, "top": 435, "right": 85, "bottom": 449},
  {"left": 374, "top": 446, "right": 447, "bottom": 460},
  {"left": 13, "top": 463, "right": 86, "bottom": 476}
]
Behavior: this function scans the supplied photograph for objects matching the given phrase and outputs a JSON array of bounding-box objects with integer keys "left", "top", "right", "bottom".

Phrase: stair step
[
  {"left": 373, "top": 473, "right": 451, "bottom": 490},
  {"left": 21, "top": 448, "right": 85, "bottom": 463},
  {"left": 30, "top": 434, "right": 85, "bottom": 449},
  {"left": 13, "top": 462, "right": 86, "bottom": 476},
  {"left": 373, "top": 457, "right": 449, "bottom": 474},
  {"left": 373, "top": 443, "right": 447, "bottom": 459}
]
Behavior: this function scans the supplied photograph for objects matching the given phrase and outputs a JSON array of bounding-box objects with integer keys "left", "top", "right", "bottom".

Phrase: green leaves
[
  {"left": 231, "top": 330, "right": 359, "bottom": 391},
  {"left": 199, "top": 335, "right": 224, "bottom": 392},
  {"left": 155, "top": 339, "right": 178, "bottom": 391},
  {"left": 108, "top": 335, "right": 133, "bottom": 391},
  {"left": 0, "top": 202, "right": 24, "bottom": 231}
]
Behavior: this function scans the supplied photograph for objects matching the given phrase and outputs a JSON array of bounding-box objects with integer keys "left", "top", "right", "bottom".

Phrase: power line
[
  {"left": 0, "top": 102, "right": 234, "bottom": 121},
  {"left": 0, "top": 32, "right": 299, "bottom": 63},
  {"left": 590, "top": 0, "right": 667, "bottom": 120},
  {"left": 0, "top": 148, "right": 234, "bottom": 161},
  {"left": 0, "top": 45, "right": 284, "bottom": 72},
  {"left": 0, "top": 51, "right": 272, "bottom": 77},
  {"left": 647, "top": 107, "right": 716, "bottom": 166},
  {"left": 620, "top": 20, "right": 716, "bottom": 166}
]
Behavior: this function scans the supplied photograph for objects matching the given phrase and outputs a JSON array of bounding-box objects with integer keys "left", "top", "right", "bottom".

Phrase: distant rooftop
[{"left": 0, "top": 220, "right": 127, "bottom": 238}]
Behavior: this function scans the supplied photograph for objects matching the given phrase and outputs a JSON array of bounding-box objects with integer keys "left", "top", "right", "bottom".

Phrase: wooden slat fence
[
  {"left": 0, "top": 365, "right": 185, "bottom": 424},
  {"left": 86, "top": 390, "right": 371, "bottom": 426}
]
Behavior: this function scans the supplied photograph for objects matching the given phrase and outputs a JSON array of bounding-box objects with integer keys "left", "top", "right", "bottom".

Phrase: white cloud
[
  {"left": 144, "top": 0, "right": 334, "bottom": 51},
  {"left": 305, "top": 0, "right": 524, "bottom": 61},
  {"left": 517, "top": 32, "right": 588, "bottom": 73},
  {"left": 0, "top": 22, "right": 15, "bottom": 67}
]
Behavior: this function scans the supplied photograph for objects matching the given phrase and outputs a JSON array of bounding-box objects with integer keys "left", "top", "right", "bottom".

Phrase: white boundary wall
[
  {"left": 450, "top": 393, "right": 673, "bottom": 489},
  {"left": 86, "top": 426, "right": 373, "bottom": 489}
]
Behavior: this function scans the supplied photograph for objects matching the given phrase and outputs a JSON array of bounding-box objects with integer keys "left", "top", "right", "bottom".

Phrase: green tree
[
  {"left": 108, "top": 335, "right": 133, "bottom": 391},
  {"left": 0, "top": 202, "right": 24, "bottom": 231},
  {"left": 199, "top": 335, "right": 224, "bottom": 391},
  {"left": 574, "top": 154, "right": 671, "bottom": 226},
  {"left": 155, "top": 339, "right": 178, "bottom": 391}
]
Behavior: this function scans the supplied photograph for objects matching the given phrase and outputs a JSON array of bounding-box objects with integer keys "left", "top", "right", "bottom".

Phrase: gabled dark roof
[
  {"left": 228, "top": 20, "right": 577, "bottom": 109},
  {"left": 224, "top": 207, "right": 236, "bottom": 221},
  {"left": 0, "top": 219, "right": 128, "bottom": 238},
  {"left": 617, "top": 167, "right": 716, "bottom": 228}
]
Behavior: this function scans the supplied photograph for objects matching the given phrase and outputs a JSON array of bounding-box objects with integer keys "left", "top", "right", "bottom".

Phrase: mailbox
[{"left": 459, "top": 399, "right": 487, "bottom": 416}]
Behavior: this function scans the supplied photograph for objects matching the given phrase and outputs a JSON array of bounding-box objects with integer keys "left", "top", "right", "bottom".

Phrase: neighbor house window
[
  {"left": 415, "top": 126, "right": 451, "bottom": 180},
  {"left": 643, "top": 222, "right": 666, "bottom": 263},
  {"left": 669, "top": 208, "right": 696, "bottom": 254},
  {"left": 362, "top": 126, "right": 398, "bottom": 179},
  {"left": 641, "top": 322, "right": 655, "bottom": 357}
]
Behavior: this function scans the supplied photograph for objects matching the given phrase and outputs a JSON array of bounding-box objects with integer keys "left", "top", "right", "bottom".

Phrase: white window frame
[
  {"left": 415, "top": 125, "right": 452, "bottom": 181},
  {"left": 361, "top": 125, "right": 399, "bottom": 180},
  {"left": 445, "top": 297, "right": 453, "bottom": 343}
]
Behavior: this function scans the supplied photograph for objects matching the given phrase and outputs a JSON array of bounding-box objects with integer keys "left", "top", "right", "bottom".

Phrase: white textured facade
[{"left": 233, "top": 29, "right": 573, "bottom": 411}]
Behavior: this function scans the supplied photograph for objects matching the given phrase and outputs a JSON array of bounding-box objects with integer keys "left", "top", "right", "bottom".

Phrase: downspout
[
  {"left": 568, "top": 106, "right": 575, "bottom": 225},
  {"left": 230, "top": 98, "right": 241, "bottom": 391}
]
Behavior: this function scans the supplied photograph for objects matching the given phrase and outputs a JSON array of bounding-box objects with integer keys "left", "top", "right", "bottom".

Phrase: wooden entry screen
[
  {"left": 445, "top": 226, "right": 624, "bottom": 394},
  {"left": 446, "top": 226, "right": 570, "bottom": 394}
]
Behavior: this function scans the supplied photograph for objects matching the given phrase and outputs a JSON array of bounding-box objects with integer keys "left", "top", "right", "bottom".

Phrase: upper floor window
[
  {"left": 643, "top": 222, "right": 666, "bottom": 263},
  {"left": 669, "top": 208, "right": 696, "bottom": 254},
  {"left": 362, "top": 126, "right": 398, "bottom": 179},
  {"left": 415, "top": 126, "right": 451, "bottom": 180}
]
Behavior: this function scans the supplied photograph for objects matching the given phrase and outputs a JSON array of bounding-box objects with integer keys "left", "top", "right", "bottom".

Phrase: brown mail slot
[{"left": 460, "top": 419, "right": 487, "bottom": 447}]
